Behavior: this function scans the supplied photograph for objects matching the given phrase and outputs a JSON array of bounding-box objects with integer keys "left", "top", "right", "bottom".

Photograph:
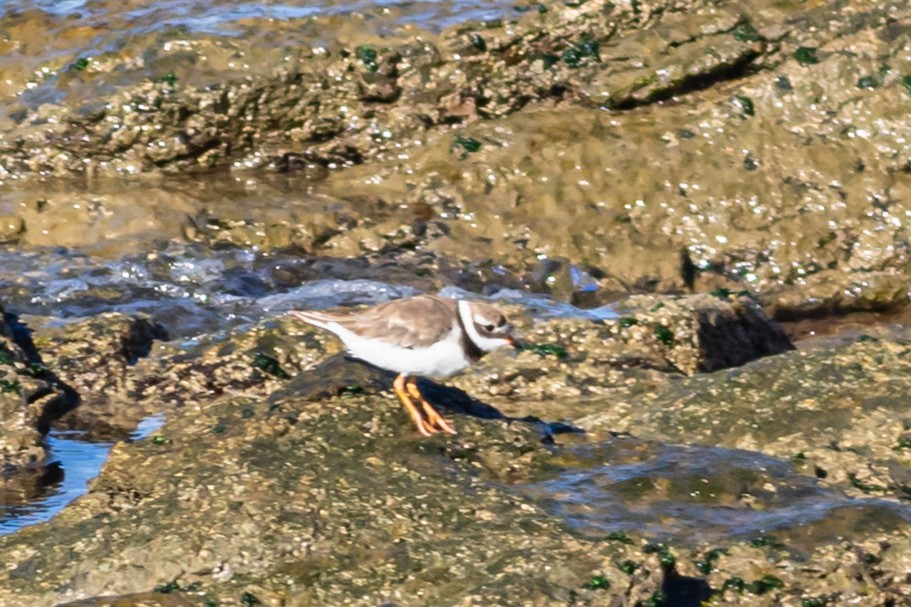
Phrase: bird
[{"left": 289, "top": 294, "right": 517, "bottom": 436}]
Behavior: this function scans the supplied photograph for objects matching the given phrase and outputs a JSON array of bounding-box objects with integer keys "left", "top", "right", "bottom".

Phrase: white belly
[{"left": 330, "top": 324, "right": 471, "bottom": 378}]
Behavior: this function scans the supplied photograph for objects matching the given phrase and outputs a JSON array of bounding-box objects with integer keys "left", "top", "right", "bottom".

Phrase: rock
[
  {"left": 765, "top": 270, "right": 911, "bottom": 319},
  {"left": 446, "top": 294, "right": 792, "bottom": 419},
  {"left": 4, "top": 0, "right": 911, "bottom": 605},
  {"left": 2, "top": 0, "right": 908, "bottom": 320},
  {"left": 580, "top": 333, "right": 911, "bottom": 506},
  {"left": 0, "top": 307, "right": 59, "bottom": 474},
  {"left": 0, "top": 0, "right": 780, "bottom": 178},
  {"left": 312, "top": 0, "right": 911, "bottom": 314},
  {"left": 0, "top": 365, "right": 44, "bottom": 473},
  {"left": 38, "top": 313, "right": 167, "bottom": 397},
  {"left": 688, "top": 294, "right": 796, "bottom": 371},
  {"left": 0, "top": 365, "right": 621, "bottom": 606},
  {"left": 0, "top": 312, "right": 166, "bottom": 443}
]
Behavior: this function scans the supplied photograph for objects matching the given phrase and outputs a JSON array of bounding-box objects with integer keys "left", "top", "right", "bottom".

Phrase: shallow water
[
  {"left": 0, "top": 0, "right": 511, "bottom": 33},
  {"left": 0, "top": 413, "right": 165, "bottom": 536},
  {"left": 515, "top": 438, "right": 911, "bottom": 550},
  {"left": 1, "top": 243, "right": 617, "bottom": 339}
]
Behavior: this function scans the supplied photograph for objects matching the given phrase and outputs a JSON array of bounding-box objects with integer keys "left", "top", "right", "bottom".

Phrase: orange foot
[
  {"left": 406, "top": 377, "right": 457, "bottom": 435},
  {"left": 392, "top": 374, "right": 457, "bottom": 436}
]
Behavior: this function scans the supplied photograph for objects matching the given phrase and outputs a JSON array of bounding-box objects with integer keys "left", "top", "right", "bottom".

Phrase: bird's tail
[{"left": 287, "top": 310, "right": 340, "bottom": 331}]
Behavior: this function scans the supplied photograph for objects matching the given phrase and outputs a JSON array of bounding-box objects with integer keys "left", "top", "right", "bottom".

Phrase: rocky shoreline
[
  {"left": 2, "top": 0, "right": 911, "bottom": 605},
  {"left": 2, "top": 292, "right": 911, "bottom": 606}
]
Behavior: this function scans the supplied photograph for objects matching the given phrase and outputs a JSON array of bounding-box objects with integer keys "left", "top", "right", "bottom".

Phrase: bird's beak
[{"left": 507, "top": 335, "right": 523, "bottom": 349}]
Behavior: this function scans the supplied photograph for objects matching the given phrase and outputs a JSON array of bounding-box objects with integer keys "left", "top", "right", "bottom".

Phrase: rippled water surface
[
  {"left": 0, "top": 246, "right": 616, "bottom": 339},
  {"left": 0, "top": 0, "right": 512, "bottom": 32}
]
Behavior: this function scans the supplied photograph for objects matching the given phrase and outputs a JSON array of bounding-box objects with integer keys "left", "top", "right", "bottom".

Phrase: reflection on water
[
  {"left": 514, "top": 438, "right": 911, "bottom": 549},
  {"left": 0, "top": 413, "right": 165, "bottom": 536}
]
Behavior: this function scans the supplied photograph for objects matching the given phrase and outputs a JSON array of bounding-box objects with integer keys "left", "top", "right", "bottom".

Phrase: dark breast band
[{"left": 455, "top": 312, "right": 484, "bottom": 362}]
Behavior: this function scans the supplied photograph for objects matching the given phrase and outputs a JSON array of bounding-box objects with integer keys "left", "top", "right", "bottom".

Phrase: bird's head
[{"left": 457, "top": 300, "right": 519, "bottom": 353}]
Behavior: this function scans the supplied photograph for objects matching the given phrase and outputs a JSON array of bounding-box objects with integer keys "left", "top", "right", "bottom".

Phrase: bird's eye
[{"left": 484, "top": 324, "right": 495, "bottom": 332}]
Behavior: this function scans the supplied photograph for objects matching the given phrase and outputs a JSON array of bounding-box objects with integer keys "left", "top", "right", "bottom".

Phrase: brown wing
[{"left": 333, "top": 295, "right": 457, "bottom": 349}]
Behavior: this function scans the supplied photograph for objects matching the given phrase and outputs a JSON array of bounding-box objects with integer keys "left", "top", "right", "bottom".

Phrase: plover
[{"left": 290, "top": 294, "right": 517, "bottom": 436}]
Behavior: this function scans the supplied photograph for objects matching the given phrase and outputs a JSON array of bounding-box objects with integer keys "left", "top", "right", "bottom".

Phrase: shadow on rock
[
  {"left": 663, "top": 570, "right": 714, "bottom": 607},
  {"left": 273, "top": 353, "right": 583, "bottom": 437}
]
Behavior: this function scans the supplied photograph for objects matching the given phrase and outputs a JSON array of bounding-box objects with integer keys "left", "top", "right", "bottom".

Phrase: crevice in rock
[
  {"left": 777, "top": 305, "right": 911, "bottom": 342},
  {"left": 770, "top": 300, "right": 910, "bottom": 323},
  {"left": 662, "top": 570, "right": 714, "bottom": 606},
  {"left": 612, "top": 47, "right": 763, "bottom": 110},
  {"left": 680, "top": 248, "right": 697, "bottom": 292},
  {"left": 695, "top": 303, "right": 795, "bottom": 372}
]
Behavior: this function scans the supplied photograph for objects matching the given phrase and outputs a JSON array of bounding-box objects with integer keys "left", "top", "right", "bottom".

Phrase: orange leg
[
  {"left": 393, "top": 374, "right": 434, "bottom": 436},
  {"left": 406, "top": 378, "right": 457, "bottom": 435}
]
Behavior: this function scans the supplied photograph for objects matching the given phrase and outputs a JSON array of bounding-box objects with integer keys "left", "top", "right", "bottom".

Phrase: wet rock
[
  {"left": 1, "top": 307, "right": 175, "bottom": 496},
  {"left": 312, "top": 0, "right": 911, "bottom": 316},
  {"left": 37, "top": 314, "right": 167, "bottom": 395},
  {"left": 687, "top": 294, "right": 795, "bottom": 371},
  {"left": 0, "top": 365, "right": 44, "bottom": 473},
  {"left": 271, "top": 352, "right": 391, "bottom": 404},
  {"left": 182, "top": 210, "right": 346, "bottom": 254},
  {"left": 582, "top": 8, "right": 766, "bottom": 109},
  {"left": 0, "top": 461, "right": 64, "bottom": 515},
  {"left": 0, "top": 296, "right": 908, "bottom": 606},
  {"left": 0, "top": 364, "right": 624, "bottom": 606},
  {"left": 580, "top": 333, "right": 911, "bottom": 505},
  {"left": 2, "top": 0, "right": 908, "bottom": 322},
  {"left": 4, "top": 1, "right": 911, "bottom": 605},
  {"left": 19, "top": 313, "right": 166, "bottom": 439}
]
